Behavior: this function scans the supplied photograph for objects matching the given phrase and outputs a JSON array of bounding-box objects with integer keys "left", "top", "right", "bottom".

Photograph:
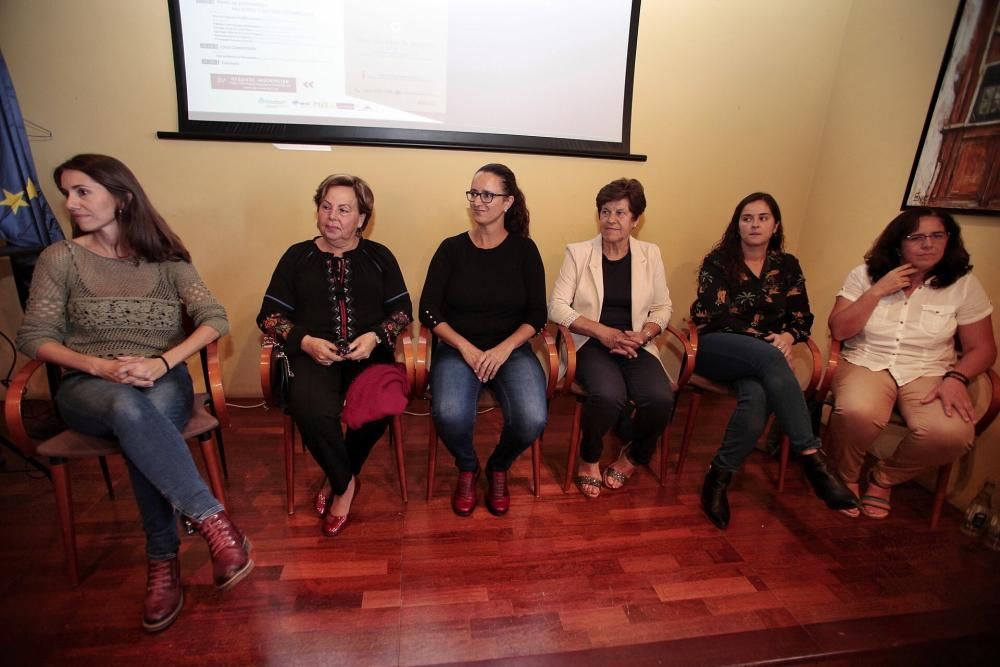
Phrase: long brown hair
[{"left": 54, "top": 154, "right": 191, "bottom": 262}]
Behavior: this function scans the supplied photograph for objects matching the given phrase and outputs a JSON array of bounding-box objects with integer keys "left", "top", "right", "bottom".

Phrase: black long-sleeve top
[
  {"left": 257, "top": 238, "right": 412, "bottom": 353},
  {"left": 690, "top": 248, "right": 814, "bottom": 342},
  {"left": 419, "top": 232, "right": 547, "bottom": 350}
]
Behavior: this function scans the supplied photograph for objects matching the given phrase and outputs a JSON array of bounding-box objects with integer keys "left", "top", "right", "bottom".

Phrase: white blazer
[{"left": 548, "top": 234, "right": 672, "bottom": 362}]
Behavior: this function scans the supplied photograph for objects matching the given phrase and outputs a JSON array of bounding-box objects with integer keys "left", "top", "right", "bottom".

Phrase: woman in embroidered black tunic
[
  {"left": 257, "top": 174, "right": 412, "bottom": 537},
  {"left": 690, "top": 192, "right": 857, "bottom": 529}
]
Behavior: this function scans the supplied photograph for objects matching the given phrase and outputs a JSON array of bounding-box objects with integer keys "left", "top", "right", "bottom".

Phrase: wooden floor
[{"left": 1, "top": 394, "right": 999, "bottom": 666}]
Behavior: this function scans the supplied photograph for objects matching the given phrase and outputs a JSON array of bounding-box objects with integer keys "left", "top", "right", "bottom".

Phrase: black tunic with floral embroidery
[
  {"left": 257, "top": 238, "right": 412, "bottom": 354},
  {"left": 689, "top": 249, "right": 813, "bottom": 342}
]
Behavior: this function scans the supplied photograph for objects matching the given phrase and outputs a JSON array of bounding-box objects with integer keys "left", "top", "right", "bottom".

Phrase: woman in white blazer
[{"left": 549, "top": 178, "right": 674, "bottom": 498}]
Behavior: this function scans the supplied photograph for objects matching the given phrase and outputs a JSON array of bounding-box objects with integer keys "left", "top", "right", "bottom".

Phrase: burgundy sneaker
[
  {"left": 486, "top": 469, "right": 510, "bottom": 516},
  {"left": 193, "top": 510, "right": 254, "bottom": 590},
  {"left": 142, "top": 557, "right": 183, "bottom": 633},
  {"left": 452, "top": 468, "right": 480, "bottom": 517}
]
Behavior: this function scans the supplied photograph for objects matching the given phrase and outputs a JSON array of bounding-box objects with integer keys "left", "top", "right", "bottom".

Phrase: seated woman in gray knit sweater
[{"left": 16, "top": 154, "right": 252, "bottom": 633}]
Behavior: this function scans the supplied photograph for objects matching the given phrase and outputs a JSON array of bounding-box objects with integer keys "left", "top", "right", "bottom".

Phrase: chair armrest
[
  {"left": 535, "top": 325, "right": 559, "bottom": 400},
  {"left": 414, "top": 325, "right": 431, "bottom": 398},
  {"left": 659, "top": 323, "right": 696, "bottom": 390},
  {"left": 801, "top": 337, "right": 823, "bottom": 400},
  {"left": 554, "top": 325, "right": 577, "bottom": 394},
  {"left": 975, "top": 367, "right": 1000, "bottom": 437},
  {"left": 200, "top": 339, "right": 230, "bottom": 427},
  {"left": 259, "top": 336, "right": 277, "bottom": 406},
  {"left": 815, "top": 338, "right": 842, "bottom": 406},
  {"left": 3, "top": 358, "right": 46, "bottom": 455},
  {"left": 397, "top": 327, "right": 416, "bottom": 398}
]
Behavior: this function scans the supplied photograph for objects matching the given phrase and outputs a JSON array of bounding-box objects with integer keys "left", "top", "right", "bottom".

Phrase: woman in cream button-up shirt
[{"left": 828, "top": 208, "right": 996, "bottom": 519}]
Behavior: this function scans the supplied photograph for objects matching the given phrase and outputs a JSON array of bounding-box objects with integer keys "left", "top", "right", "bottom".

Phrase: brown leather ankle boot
[
  {"left": 452, "top": 468, "right": 480, "bottom": 517},
  {"left": 142, "top": 557, "right": 183, "bottom": 633},
  {"left": 193, "top": 511, "right": 254, "bottom": 590}
]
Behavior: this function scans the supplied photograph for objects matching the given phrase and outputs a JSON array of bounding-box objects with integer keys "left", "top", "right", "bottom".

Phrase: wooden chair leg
[
  {"left": 930, "top": 463, "right": 952, "bottom": 529},
  {"left": 50, "top": 460, "right": 79, "bottom": 587},
  {"left": 98, "top": 456, "right": 115, "bottom": 500},
  {"left": 197, "top": 433, "right": 226, "bottom": 506},
  {"left": 659, "top": 422, "right": 673, "bottom": 486},
  {"left": 283, "top": 413, "right": 295, "bottom": 515},
  {"left": 214, "top": 426, "right": 229, "bottom": 480},
  {"left": 426, "top": 419, "right": 438, "bottom": 501},
  {"left": 563, "top": 401, "right": 583, "bottom": 493},
  {"left": 777, "top": 435, "right": 790, "bottom": 492},
  {"left": 391, "top": 414, "right": 408, "bottom": 503},
  {"left": 531, "top": 437, "right": 541, "bottom": 498},
  {"left": 676, "top": 392, "right": 702, "bottom": 475}
]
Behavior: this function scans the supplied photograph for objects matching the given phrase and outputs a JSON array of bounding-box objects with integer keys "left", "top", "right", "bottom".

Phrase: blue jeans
[
  {"left": 429, "top": 342, "right": 548, "bottom": 472},
  {"left": 696, "top": 332, "right": 819, "bottom": 473},
  {"left": 56, "top": 364, "right": 223, "bottom": 560}
]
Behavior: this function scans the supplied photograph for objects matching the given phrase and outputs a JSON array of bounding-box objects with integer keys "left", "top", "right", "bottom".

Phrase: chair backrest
[
  {"left": 820, "top": 337, "right": 1000, "bottom": 437},
  {"left": 262, "top": 328, "right": 417, "bottom": 407},
  {"left": 414, "top": 325, "right": 559, "bottom": 401},
  {"left": 684, "top": 320, "right": 822, "bottom": 397}
]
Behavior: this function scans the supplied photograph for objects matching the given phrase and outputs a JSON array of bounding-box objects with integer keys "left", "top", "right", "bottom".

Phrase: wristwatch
[{"left": 372, "top": 331, "right": 383, "bottom": 345}]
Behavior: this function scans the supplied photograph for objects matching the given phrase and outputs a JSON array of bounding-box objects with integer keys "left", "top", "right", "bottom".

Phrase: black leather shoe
[
  {"left": 800, "top": 452, "right": 859, "bottom": 510},
  {"left": 701, "top": 464, "right": 733, "bottom": 529}
]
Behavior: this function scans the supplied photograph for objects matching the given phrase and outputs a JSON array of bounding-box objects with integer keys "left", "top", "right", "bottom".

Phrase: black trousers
[
  {"left": 287, "top": 349, "right": 391, "bottom": 495},
  {"left": 575, "top": 340, "right": 674, "bottom": 465}
]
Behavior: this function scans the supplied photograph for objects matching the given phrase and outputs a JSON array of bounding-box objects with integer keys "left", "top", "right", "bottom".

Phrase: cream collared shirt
[{"left": 838, "top": 265, "right": 993, "bottom": 386}]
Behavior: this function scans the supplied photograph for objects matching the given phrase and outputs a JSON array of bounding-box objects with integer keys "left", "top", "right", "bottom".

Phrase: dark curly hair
[
  {"left": 865, "top": 207, "right": 971, "bottom": 288},
  {"left": 596, "top": 178, "right": 646, "bottom": 217},
  {"left": 476, "top": 163, "right": 530, "bottom": 237},
  {"left": 709, "top": 192, "right": 784, "bottom": 284},
  {"left": 54, "top": 154, "right": 190, "bottom": 262}
]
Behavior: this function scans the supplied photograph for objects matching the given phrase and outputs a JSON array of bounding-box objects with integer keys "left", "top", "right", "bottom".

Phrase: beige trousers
[{"left": 829, "top": 360, "right": 974, "bottom": 486}]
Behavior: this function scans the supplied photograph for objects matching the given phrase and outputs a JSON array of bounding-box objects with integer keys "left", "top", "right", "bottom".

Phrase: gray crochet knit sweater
[{"left": 17, "top": 240, "right": 229, "bottom": 360}]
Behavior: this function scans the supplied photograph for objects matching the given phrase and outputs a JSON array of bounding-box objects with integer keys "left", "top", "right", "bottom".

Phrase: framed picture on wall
[{"left": 903, "top": 0, "right": 1000, "bottom": 215}]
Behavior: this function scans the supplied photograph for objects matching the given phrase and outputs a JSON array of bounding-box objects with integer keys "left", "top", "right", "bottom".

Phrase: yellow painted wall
[{"left": 798, "top": 0, "right": 1000, "bottom": 505}]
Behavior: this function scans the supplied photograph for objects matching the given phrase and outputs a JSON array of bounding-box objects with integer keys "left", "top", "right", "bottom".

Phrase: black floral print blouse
[{"left": 690, "top": 249, "right": 814, "bottom": 342}]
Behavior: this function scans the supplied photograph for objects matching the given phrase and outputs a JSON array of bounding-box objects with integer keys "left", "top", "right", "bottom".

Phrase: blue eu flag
[{"left": 0, "top": 49, "right": 64, "bottom": 306}]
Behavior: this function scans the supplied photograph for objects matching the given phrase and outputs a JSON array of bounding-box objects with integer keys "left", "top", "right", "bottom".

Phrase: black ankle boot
[
  {"left": 701, "top": 464, "right": 733, "bottom": 529},
  {"left": 800, "top": 451, "right": 859, "bottom": 510}
]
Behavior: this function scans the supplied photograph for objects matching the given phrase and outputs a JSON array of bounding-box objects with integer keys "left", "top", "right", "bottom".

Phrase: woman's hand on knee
[
  {"left": 921, "top": 378, "right": 974, "bottom": 422},
  {"left": 91, "top": 357, "right": 153, "bottom": 386},
  {"left": 344, "top": 331, "right": 379, "bottom": 361},
  {"left": 476, "top": 343, "right": 514, "bottom": 382},
  {"left": 765, "top": 332, "right": 795, "bottom": 365}
]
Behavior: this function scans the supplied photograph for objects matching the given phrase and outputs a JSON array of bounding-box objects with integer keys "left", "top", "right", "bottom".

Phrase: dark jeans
[
  {"left": 575, "top": 340, "right": 674, "bottom": 465},
  {"left": 695, "top": 332, "right": 819, "bottom": 473},
  {"left": 288, "top": 349, "right": 391, "bottom": 496},
  {"left": 57, "top": 364, "right": 222, "bottom": 560},
  {"left": 429, "top": 342, "right": 547, "bottom": 472}
]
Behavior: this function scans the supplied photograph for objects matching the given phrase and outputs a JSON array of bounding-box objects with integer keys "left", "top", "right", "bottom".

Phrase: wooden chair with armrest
[
  {"left": 260, "top": 329, "right": 415, "bottom": 514},
  {"left": 817, "top": 338, "right": 1000, "bottom": 528},
  {"left": 415, "top": 326, "right": 558, "bottom": 500},
  {"left": 673, "top": 321, "right": 824, "bottom": 491},
  {"left": 555, "top": 323, "right": 695, "bottom": 492},
  {"left": 3, "top": 340, "right": 230, "bottom": 587}
]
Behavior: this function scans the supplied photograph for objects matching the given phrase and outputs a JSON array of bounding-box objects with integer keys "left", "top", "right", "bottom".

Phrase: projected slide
[
  {"left": 181, "top": 0, "right": 444, "bottom": 125},
  {"left": 171, "top": 0, "right": 637, "bottom": 149}
]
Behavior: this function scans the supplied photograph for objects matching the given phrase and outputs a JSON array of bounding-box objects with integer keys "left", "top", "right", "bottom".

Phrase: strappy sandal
[
  {"left": 603, "top": 444, "right": 636, "bottom": 490},
  {"left": 574, "top": 475, "right": 603, "bottom": 499},
  {"left": 839, "top": 482, "right": 861, "bottom": 518},
  {"left": 861, "top": 470, "right": 891, "bottom": 519}
]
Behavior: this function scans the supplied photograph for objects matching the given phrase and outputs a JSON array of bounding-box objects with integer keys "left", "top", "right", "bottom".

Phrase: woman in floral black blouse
[
  {"left": 690, "top": 192, "right": 857, "bottom": 529},
  {"left": 258, "top": 174, "right": 412, "bottom": 537}
]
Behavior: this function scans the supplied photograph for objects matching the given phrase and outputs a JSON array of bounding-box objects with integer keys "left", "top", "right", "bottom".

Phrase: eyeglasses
[
  {"left": 465, "top": 190, "right": 508, "bottom": 204},
  {"left": 903, "top": 232, "right": 949, "bottom": 244}
]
